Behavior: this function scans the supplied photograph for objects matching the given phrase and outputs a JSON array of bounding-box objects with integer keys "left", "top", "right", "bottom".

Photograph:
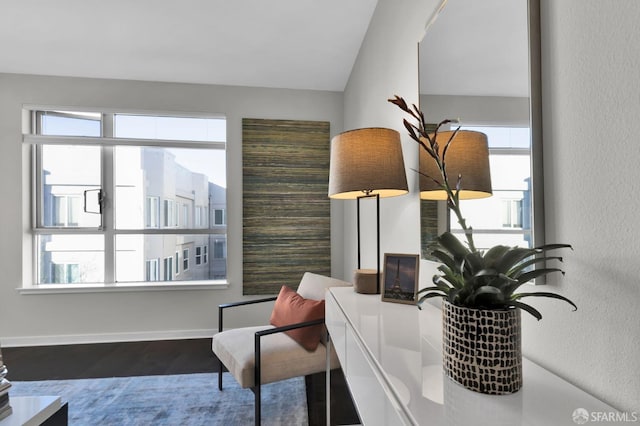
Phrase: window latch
[{"left": 83, "top": 189, "right": 103, "bottom": 214}]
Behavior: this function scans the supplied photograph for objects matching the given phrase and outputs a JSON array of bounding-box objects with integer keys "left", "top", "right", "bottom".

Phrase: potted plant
[{"left": 389, "top": 95, "right": 576, "bottom": 394}]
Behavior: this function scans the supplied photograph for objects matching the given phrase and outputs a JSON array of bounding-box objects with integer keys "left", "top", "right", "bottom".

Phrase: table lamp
[{"left": 328, "top": 128, "right": 408, "bottom": 293}]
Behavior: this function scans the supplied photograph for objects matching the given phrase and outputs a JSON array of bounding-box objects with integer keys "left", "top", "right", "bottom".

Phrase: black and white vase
[{"left": 442, "top": 300, "right": 522, "bottom": 395}]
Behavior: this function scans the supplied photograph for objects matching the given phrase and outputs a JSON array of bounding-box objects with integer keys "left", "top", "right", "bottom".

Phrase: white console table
[{"left": 325, "top": 286, "right": 619, "bottom": 426}]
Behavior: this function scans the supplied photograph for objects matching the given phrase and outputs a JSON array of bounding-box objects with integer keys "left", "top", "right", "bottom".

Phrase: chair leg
[
  {"left": 255, "top": 332, "right": 262, "bottom": 425},
  {"left": 218, "top": 305, "right": 224, "bottom": 391},
  {"left": 255, "top": 384, "right": 261, "bottom": 426},
  {"left": 218, "top": 358, "right": 223, "bottom": 391},
  {"left": 326, "top": 330, "right": 331, "bottom": 426}
]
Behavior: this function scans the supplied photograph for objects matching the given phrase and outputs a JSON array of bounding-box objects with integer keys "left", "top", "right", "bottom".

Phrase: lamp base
[{"left": 353, "top": 269, "right": 379, "bottom": 294}]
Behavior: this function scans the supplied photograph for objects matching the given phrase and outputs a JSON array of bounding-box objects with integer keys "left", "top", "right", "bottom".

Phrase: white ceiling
[
  {"left": 0, "top": 0, "right": 378, "bottom": 92},
  {"left": 1, "top": 0, "right": 528, "bottom": 96},
  {"left": 420, "top": 0, "right": 529, "bottom": 97}
]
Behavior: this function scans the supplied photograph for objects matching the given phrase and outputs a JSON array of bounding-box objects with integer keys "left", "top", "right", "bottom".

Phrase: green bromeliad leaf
[
  {"left": 482, "top": 245, "right": 511, "bottom": 268},
  {"left": 509, "top": 300, "right": 543, "bottom": 321},
  {"left": 494, "top": 247, "right": 539, "bottom": 273},
  {"left": 431, "top": 249, "right": 458, "bottom": 272},
  {"left": 437, "top": 232, "right": 470, "bottom": 259},
  {"left": 508, "top": 256, "right": 564, "bottom": 277},
  {"left": 512, "top": 292, "right": 578, "bottom": 311}
]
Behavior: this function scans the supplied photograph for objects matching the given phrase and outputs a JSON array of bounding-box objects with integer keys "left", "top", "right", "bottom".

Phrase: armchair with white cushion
[{"left": 211, "top": 272, "right": 352, "bottom": 425}]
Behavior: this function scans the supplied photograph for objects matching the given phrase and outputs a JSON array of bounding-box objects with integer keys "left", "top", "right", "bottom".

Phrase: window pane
[
  {"left": 39, "top": 111, "right": 101, "bottom": 137},
  {"left": 145, "top": 197, "right": 159, "bottom": 228},
  {"left": 214, "top": 209, "right": 225, "bottom": 225},
  {"left": 41, "top": 145, "right": 101, "bottom": 228},
  {"left": 114, "top": 146, "right": 225, "bottom": 230},
  {"left": 163, "top": 200, "right": 175, "bottom": 227},
  {"left": 466, "top": 126, "right": 531, "bottom": 149},
  {"left": 114, "top": 114, "right": 225, "bottom": 142},
  {"left": 145, "top": 259, "right": 159, "bottom": 281},
  {"left": 163, "top": 257, "right": 173, "bottom": 281},
  {"left": 38, "top": 234, "right": 104, "bottom": 284},
  {"left": 115, "top": 235, "right": 226, "bottom": 282},
  {"left": 451, "top": 126, "right": 533, "bottom": 249}
]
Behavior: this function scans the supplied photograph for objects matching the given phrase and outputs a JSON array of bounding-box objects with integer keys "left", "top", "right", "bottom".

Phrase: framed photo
[{"left": 381, "top": 253, "right": 420, "bottom": 305}]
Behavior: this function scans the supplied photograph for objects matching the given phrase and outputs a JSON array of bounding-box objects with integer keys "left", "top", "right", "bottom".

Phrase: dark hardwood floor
[{"left": 2, "top": 338, "right": 359, "bottom": 425}]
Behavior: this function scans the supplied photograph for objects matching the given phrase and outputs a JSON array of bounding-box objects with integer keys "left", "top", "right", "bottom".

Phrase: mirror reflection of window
[{"left": 451, "top": 125, "right": 533, "bottom": 250}]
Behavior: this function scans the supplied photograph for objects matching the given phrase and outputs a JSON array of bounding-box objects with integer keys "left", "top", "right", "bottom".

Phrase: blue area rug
[{"left": 9, "top": 373, "right": 308, "bottom": 425}]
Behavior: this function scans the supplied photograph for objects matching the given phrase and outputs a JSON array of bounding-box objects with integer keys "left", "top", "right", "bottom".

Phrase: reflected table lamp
[
  {"left": 419, "top": 129, "right": 492, "bottom": 255},
  {"left": 328, "top": 128, "right": 408, "bottom": 294},
  {"left": 419, "top": 130, "right": 492, "bottom": 200}
]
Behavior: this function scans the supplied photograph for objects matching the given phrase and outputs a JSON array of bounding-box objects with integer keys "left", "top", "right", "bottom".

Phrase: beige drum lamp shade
[
  {"left": 329, "top": 128, "right": 409, "bottom": 199},
  {"left": 419, "top": 130, "right": 492, "bottom": 200}
]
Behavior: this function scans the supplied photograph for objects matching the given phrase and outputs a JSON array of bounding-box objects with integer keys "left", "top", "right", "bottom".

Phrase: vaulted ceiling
[{"left": 0, "top": 0, "right": 378, "bottom": 91}]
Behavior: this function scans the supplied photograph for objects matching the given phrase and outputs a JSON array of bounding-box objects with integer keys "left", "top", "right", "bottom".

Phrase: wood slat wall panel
[{"left": 242, "top": 119, "right": 331, "bottom": 295}]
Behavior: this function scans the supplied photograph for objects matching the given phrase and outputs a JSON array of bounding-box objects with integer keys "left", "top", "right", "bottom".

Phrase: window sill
[{"left": 17, "top": 281, "right": 229, "bottom": 295}]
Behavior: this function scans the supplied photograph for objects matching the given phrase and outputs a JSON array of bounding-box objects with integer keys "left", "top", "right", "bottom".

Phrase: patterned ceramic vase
[{"left": 442, "top": 300, "right": 522, "bottom": 394}]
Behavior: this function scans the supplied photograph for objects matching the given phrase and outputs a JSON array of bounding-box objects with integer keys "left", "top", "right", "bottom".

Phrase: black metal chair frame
[{"left": 217, "top": 297, "right": 325, "bottom": 426}]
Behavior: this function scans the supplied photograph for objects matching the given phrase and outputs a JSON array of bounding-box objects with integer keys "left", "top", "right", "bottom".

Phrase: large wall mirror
[{"left": 419, "top": 0, "right": 544, "bottom": 264}]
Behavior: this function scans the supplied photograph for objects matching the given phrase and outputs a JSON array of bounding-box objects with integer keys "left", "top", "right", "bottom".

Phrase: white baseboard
[{"left": 0, "top": 328, "right": 216, "bottom": 348}]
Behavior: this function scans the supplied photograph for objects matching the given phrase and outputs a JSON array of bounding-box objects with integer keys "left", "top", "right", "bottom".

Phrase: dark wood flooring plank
[{"left": 3, "top": 339, "right": 218, "bottom": 380}]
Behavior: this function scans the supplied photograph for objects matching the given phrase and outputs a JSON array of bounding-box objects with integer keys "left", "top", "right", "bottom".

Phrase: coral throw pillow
[{"left": 270, "top": 285, "right": 325, "bottom": 351}]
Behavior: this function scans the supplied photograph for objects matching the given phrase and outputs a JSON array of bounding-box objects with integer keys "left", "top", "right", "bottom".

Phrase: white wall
[
  {"left": 339, "top": 0, "right": 442, "bottom": 282},
  {"left": 520, "top": 0, "right": 640, "bottom": 412},
  {"left": 345, "top": 0, "right": 640, "bottom": 413},
  {"left": 421, "top": 94, "right": 529, "bottom": 126},
  {"left": 0, "top": 73, "right": 343, "bottom": 345}
]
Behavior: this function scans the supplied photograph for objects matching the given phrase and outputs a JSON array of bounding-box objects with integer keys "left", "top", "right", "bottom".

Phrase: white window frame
[
  {"left": 22, "top": 107, "right": 229, "bottom": 293},
  {"left": 146, "top": 258, "right": 160, "bottom": 282},
  {"left": 502, "top": 198, "right": 524, "bottom": 228},
  {"left": 214, "top": 239, "right": 225, "bottom": 259},
  {"left": 146, "top": 196, "right": 160, "bottom": 228},
  {"left": 182, "top": 204, "right": 189, "bottom": 228},
  {"left": 173, "top": 202, "right": 179, "bottom": 227},
  {"left": 214, "top": 209, "right": 225, "bottom": 226},
  {"left": 183, "top": 248, "right": 190, "bottom": 271},
  {"left": 163, "top": 256, "right": 173, "bottom": 281}
]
